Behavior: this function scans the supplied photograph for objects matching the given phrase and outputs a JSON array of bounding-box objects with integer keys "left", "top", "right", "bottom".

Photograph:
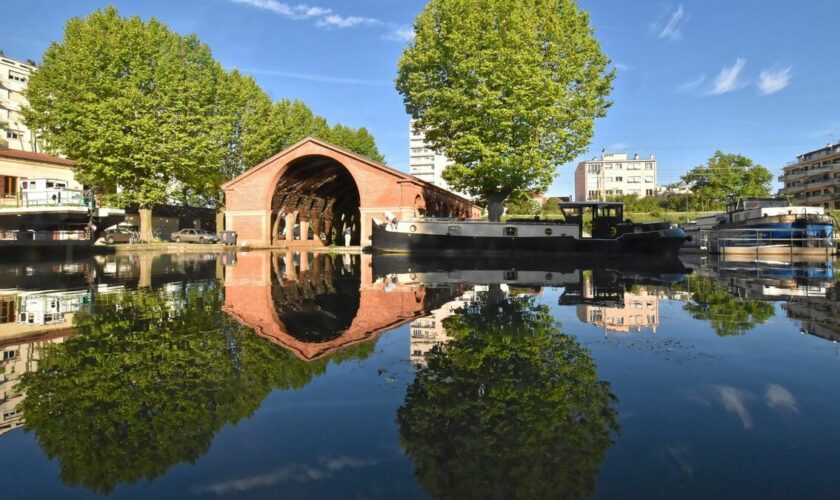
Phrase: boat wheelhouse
[{"left": 372, "top": 201, "right": 686, "bottom": 255}]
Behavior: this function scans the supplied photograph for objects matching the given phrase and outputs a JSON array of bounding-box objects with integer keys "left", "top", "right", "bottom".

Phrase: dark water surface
[{"left": 0, "top": 251, "right": 838, "bottom": 499}]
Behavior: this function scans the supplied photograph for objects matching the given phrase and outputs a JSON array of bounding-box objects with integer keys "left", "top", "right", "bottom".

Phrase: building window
[
  {"left": 645, "top": 176, "right": 654, "bottom": 183},
  {"left": 587, "top": 164, "right": 600, "bottom": 173},
  {"left": 8, "top": 70, "right": 26, "bottom": 82},
  {"left": 604, "top": 163, "right": 613, "bottom": 170},
  {"left": 646, "top": 189, "right": 654, "bottom": 196},
  {"left": 605, "top": 177, "right": 613, "bottom": 182},
  {"left": 2, "top": 349, "right": 18, "bottom": 361},
  {"left": 0, "top": 176, "right": 18, "bottom": 197},
  {"left": 628, "top": 176, "right": 641, "bottom": 183},
  {"left": 588, "top": 190, "right": 598, "bottom": 199},
  {"left": 615, "top": 189, "right": 623, "bottom": 195},
  {"left": 615, "top": 176, "right": 623, "bottom": 182},
  {"left": 628, "top": 164, "right": 640, "bottom": 170},
  {"left": 504, "top": 227, "right": 518, "bottom": 237},
  {"left": 615, "top": 163, "right": 623, "bottom": 169},
  {"left": 5, "top": 130, "right": 20, "bottom": 140},
  {"left": 645, "top": 162, "right": 654, "bottom": 169}
]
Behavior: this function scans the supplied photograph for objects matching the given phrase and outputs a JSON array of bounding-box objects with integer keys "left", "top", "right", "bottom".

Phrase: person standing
[{"left": 343, "top": 226, "right": 352, "bottom": 246}]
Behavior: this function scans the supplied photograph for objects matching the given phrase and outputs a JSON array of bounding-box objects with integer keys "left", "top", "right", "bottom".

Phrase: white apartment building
[
  {"left": 0, "top": 51, "right": 41, "bottom": 153},
  {"left": 408, "top": 121, "right": 468, "bottom": 197},
  {"left": 575, "top": 152, "right": 657, "bottom": 201}
]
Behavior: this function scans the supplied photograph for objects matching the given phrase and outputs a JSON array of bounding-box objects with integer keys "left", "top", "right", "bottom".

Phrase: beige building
[
  {"left": 0, "top": 50, "right": 81, "bottom": 206},
  {"left": 778, "top": 141, "right": 840, "bottom": 209},
  {"left": 408, "top": 121, "right": 469, "bottom": 198},
  {"left": 1, "top": 51, "right": 41, "bottom": 153},
  {"left": 575, "top": 152, "right": 657, "bottom": 201}
]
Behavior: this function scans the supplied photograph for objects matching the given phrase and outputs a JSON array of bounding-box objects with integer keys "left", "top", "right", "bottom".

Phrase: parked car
[
  {"left": 103, "top": 226, "right": 137, "bottom": 244},
  {"left": 170, "top": 228, "right": 219, "bottom": 244}
]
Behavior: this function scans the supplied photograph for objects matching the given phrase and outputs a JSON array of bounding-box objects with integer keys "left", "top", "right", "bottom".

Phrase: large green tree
[
  {"left": 397, "top": 0, "right": 614, "bottom": 220},
  {"left": 398, "top": 291, "right": 619, "bottom": 499},
  {"left": 681, "top": 151, "right": 774, "bottom": 211},
  {"left": 18, "top": 282, "right": 373, "bottom": 493},
  {"left": 22, "top": 7, "right": 231, "bottom": 238}
]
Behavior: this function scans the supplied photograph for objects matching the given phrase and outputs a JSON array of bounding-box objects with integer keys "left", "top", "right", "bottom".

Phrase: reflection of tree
[
  {"left": 18, "top": 282, "right": 370, "bottom": 493},
  {"left": 397, "top": 291, "right": 619, "bottom": 500},
  {"left": 681, "top": 277, "right": 775, "bottom": 336}
]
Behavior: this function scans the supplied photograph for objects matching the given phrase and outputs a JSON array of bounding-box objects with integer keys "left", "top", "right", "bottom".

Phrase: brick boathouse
[{"left": 222, "top": 138, "right": 481, "bottom": 248}]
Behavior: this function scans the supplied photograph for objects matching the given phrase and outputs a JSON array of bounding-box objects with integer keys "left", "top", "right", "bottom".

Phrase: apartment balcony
[{"left": 792, "top": 146, "right": 840, "bottom": 165}]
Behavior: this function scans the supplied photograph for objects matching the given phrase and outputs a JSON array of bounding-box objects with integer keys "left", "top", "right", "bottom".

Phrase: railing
[
  {"left": 702, "top": 227, "right": 835, "bottom": 256},
  {"left": 17, "top": 189, "right": 86, "bottom": 208}
]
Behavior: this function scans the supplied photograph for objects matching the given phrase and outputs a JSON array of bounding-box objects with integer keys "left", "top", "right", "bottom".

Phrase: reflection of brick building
[
  {"left": 223, "top": 251, "right": 461, "bottom": 361},
  {"left": 577, "top": 287, "right": 660, "bottom": 334}
]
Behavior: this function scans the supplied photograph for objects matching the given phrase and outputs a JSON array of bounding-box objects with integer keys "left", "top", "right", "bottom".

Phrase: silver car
[{"left": 170, "top": 228, "right": 218, "bottom": 244}]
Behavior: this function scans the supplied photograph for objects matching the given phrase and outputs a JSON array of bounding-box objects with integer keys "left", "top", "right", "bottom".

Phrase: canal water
[{"left": 0, "top": 250, "right": 838, "bottom": 499}]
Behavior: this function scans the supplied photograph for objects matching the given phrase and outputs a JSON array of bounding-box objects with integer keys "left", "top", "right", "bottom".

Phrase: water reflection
[
  {"left": 397, "top": 285, "right": 620, "bottom": 499},
  {"left": 0, "top": 250, "right": 839, "bottom": 497}
]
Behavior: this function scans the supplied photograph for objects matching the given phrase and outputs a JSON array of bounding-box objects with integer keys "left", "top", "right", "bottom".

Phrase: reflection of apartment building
[
  {"left": 577, "top": 287, "right": 660, "bottom": 334},
  {"left": 1, "top": 51, "right": 40, "bottom": 153},
  {"left": 575, "top": 152, "right": 657, "bottom": 201},
  {"left": 783, "top": 288, "right": 840, "bottom": 342},
  {"left": 410, "top": 289, "right": 478, "bottom": 365},
  {"left": 778, "top": 140, "right": 840, "bottom": 209},
  {"left": 1, "top": 51, "right": 80, "bottom": 207},
  {"left": 408, "top": 121, "right": 468, "bottom": 198},
  {"left": 1, "top": 333, "right": 69, "bottom": 436}
]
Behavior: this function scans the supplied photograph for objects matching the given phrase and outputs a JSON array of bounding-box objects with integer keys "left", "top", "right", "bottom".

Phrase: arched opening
[
  {"left": 269, "top": 253, "right": 361, "bottom": 343},
  {"left": 269, "top": 156, "right": 361, "bottom": 246}
]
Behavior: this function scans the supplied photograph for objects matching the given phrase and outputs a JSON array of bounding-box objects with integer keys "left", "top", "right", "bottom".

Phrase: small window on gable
[{"left": 504, "top": 227, "right": 517, "bottom": 237}]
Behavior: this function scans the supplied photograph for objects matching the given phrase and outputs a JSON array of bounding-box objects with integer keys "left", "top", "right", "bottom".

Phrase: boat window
[
  {"left": 545, "top": 228, "right": 553, "bottom": 236},
  {"left": 504, "top": 270, "right": 518, "bottom": 280},
  {"left": 504, "top": 227, "right": 517, "bottom": 237},
  {"left": 447, "top": 225, "right": 461, "bottom": 235}
]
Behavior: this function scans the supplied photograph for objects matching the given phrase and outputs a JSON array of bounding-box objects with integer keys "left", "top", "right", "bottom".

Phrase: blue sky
[{"left": 2, "top": 0, "right": 839, "bottom": 195}]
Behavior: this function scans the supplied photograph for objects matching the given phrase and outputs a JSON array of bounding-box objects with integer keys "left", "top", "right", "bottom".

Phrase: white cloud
[
  {"left": 382, "top": 24, "right": 415, "bottom": 43},
  {"left": 230, "top": 0, "right": 330, "bottom": 19},
  {"left": 758, "top": 66, "right": 792, "bottom": 95},
  {"left": 656, "top": 5, "right": 686, "bottom": 41},
  {"left": 230, "top": 0, "right": 406, "bottom": 38},
  {"left": 716, "top": 385, "right": 753, "bottom": 429},
  {"left": 317, "top": 14, "right": 379, "bottom": 29},
  {"left": 240, "top": 68, "right": 391, "bottom": 86},
  {"left": 191, "top": 456, "right": 378, "bottom": 495},
  {"left": 708, "top": 58, "right": 747, "bottom": 95},
  {"left": 765, "top": 384, "right": 799, "bottom": 414},
  {"left": 678, "top": 75, "right": 706, "bottom": 92}
]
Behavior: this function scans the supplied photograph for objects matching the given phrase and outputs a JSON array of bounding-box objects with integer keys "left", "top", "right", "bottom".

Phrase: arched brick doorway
[{"left": 269, "top": 156, "right": 361, "bottom": 246}]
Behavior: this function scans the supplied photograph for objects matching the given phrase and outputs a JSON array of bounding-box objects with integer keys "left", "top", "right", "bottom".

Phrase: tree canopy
[
  {"left": 23, "top": 6, "right": 384, "bottom": 214},
  {"left": 396, "top": 0, "right": 614, "bottom": 219},
  {"left": 18, "top": 281, "right": 373, "bottom": 493},
  {"left": 679, "top": 276, "right": 775, "bottom": 336},
  {"left": 681, "top": 151, "right": 774, "bottom": 210},
  {"left": 398, "top": 290, "right": 619, "bottom": 499}
]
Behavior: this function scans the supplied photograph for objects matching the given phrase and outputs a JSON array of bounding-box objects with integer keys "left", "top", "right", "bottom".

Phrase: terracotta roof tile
[{"left": 0, "top": 149, "right": 75, "bottom": 167}]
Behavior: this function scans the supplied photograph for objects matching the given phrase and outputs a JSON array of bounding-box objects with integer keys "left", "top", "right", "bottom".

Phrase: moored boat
[
  {"left": 372, "top": 201, "right": 686, "bottom": 255},
  {"left": 682, "top": 198, "right": 835, "bottom": 251}
]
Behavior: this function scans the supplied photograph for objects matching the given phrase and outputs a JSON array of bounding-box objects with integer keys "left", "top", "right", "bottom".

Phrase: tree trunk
[
  {"left": 215, "top": 208, "right": 225, "bottom": 233},
  {"left": 487, "top": 193, "right": 507, "bottom": 222},
  {"left": 139, "top": 207, "right": 153, "bottom": 242}
]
